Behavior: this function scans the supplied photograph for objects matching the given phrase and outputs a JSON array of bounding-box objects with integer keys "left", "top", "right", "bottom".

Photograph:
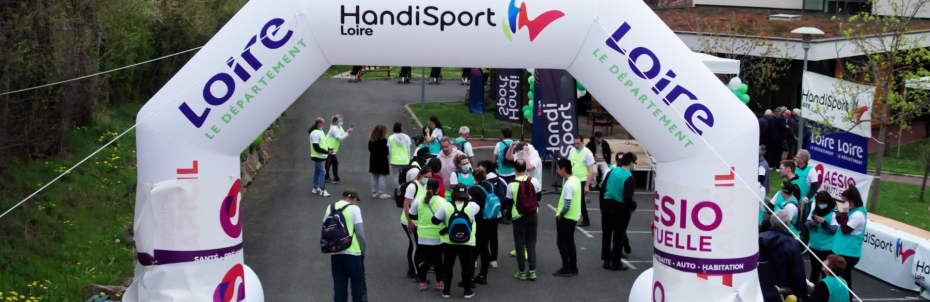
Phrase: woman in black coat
[{"left": 369, "top": 124, "right": 391, "bottom": 198}]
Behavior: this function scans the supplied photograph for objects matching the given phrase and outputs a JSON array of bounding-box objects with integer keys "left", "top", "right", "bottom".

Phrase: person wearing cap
[
  {"left": 408, "top": 178, "right": 447, "bottom": 292},
  {"left": 554, "top": 158, "right": 583, "bottom": 277},
  {"left": 453, "top": 126, "right": 475, "bottom": 164},
  {"left": 586, "top": 130, "right": 612, "bottom": 189},
  {"left": 309, "top": 117, "right": 332, "bottom": 197},
  {"left": 324, "top": 188, "right": 367, "bottom": 302},
  {"left": 568, "top": 137, "right": 594, "bottom": 227},
  {"left": 432, "top": 184, "right": 480, "bottom": 298}
]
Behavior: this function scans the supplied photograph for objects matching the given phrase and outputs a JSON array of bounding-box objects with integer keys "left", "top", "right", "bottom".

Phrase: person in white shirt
[
  {"left": 425, "top": 115, "right": 444, "bottom": 157},
  {"left": 408, "top": 178, "right": 447, "bottom": 291},
  {"left": 388, "top": 122, "right": 413, "bottom": 186},
  {"left": 432, "top": 184, "right": 481, "bottom": 298},
  {"left": 309, "top": 117, "right": 331, "bottom": 197},
  {"left": 585, "top": 131, "right": 612, "bottom": 188},
  {"left": 326, "top": 114, "right": 353, "bottom": 184},
  {"left": 804, "top": 191, "right": 839, "bottom": 284},
  {"left": 453, "top": 126, "right": 475, "bottom": 163},
  {"left": 510, "top": 142, "right": 543, "bottom": 185},
  {"left": 834, "top": 187, "right": 867, "bottom": 292},
  {"left": 323, "top": 188, "right": 366, "bottom": 301}
]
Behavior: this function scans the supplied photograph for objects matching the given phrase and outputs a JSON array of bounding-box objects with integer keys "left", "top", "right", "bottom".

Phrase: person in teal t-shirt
[
  {"left": 807, "top": 254, "right": 850, "bottom": 302},
  {"left": 805, "top": 191, "right": 838, "bottom": 284}
]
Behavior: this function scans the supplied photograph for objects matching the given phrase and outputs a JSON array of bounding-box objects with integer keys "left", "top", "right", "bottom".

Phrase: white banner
[
  {"left": 858, "top": 221, "right": 923, "bottom": 290},
  {"left": 801, "top": 72, "right": 875, "bottom": 138},
  {"left": 809, "top": 159, "right": 873, "bottom": 204},
  {"left": 915, "top": 241, "right": 930, "bottom": 299}
]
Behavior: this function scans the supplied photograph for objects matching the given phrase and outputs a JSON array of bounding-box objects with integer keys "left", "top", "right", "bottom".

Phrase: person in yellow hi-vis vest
[
  {"left": 567, "top": 137, "right": 594, "bottom": 227},
  {"left": 388, "top": 122, "right": 413, "bottom": 186},
  {"left": 309, "top": 118, "right": 331, "bottom": 197},
  {"left": 408, "top": 178, "right": 447, "bottom": 292},
  {"left": 553, "top": 158, "right": 582, "bottom": 277},
  {"left": 326, "top": 114, "right": 353, "bottom": 184},
  {"left": 322, "top": 188, "right": 366, "bottom": 302},
  {"left": 432, "top": 184, "right": 480, "bottom": 298}
]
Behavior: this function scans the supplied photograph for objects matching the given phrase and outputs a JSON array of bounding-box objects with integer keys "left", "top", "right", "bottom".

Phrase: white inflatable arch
[{"left": 127, "top": 0, "right": 760, "bottom": 301}]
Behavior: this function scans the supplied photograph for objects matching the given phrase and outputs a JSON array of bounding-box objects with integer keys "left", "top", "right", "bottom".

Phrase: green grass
[
  {"left": 408, "top": 101, "right": 530, "bottom": 138},
  {"left": 324, "top": 65, "right": 464, "bottom": 80},
  {"left": 868, "top": 141, "right": 930, "bottom": 175},
  {"left": 765, "top": 173, "right": 929, "bottom": 231},
  {"left": 0, "top": 104, "right": 141, "bottom": 301}
]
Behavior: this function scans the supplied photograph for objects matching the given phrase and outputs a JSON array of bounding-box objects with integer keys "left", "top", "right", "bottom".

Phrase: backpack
[
  {"left": 397, "top": 160, "right": 420, "bottom": 186},
  {"left": 394, "top": 181, "right": 418, "bottom": 208},
  {"left": 320, "top": 203, "right": 353, "bottom": 253},
  {"left": 453, "top": 138, "right": 468, "bottom": 153},
  {"left": 513, "top": 178, "right": 539, "bottom": 216},
  {"left": 489, "top": 177, "right": 508, "bottom": 201},
  {"left": 446, "top": 202, "right": 474, "bottom": 244},
  {"left": 476, "top": 185, "right": 501, "bottom": 220},
  {"left": 498, "top": 141, "right": 515, "bottom": 167}
]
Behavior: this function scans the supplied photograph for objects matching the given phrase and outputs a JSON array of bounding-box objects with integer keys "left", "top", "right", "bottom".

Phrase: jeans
[
  {"left": 392, "top": 164, "right": 408, "bottom": 186},
  {"left": 512, "top": 213, "right": 538, "bottom": 272},
  {"left": 326, "top": 154, "right": 341, "bottom": 181},
  {"left": 370, "top": 174, "right": 387, "bottom": 195},
  {"left": 314, "top": 160, "right": 327, "bottom": 190},
  {"left": 417, "top": 244, "right": 444, "bottom": 283},
  {"left": 601, "top": 200, "right": 632, "bottom": 264},
  {"left": 476, "top": 219, "right": 499, "bottom": 277},
  {"left": 402, "top": 224, "right": 419, "bottom": 275},
  {"left": 556, "top": 218, "right": 578, "bottom": 271},
  {"left": 442, "top": 244, "right": 476, "bottom": 289},
  {"left": 331, "top": 254, "right": 367, "bottom": 302}
]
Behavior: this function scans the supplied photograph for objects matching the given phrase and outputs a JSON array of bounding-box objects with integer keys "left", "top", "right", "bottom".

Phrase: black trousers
[
  {"left": 833, "top": 252, "right": 860, "bottom": 295},
  {"left": 512, "top": 213, "right": 538, "bottom": 272},
  {"left": 442, "top": 244, "right": 476, "bottom": 288},
  {"left": 579, "top": 181, "right": 591, "bottom": 222},
  {"left": 500, "top": 175, "right": 515, "bottom": 221},
  {"left": 417, "top": 244, "right": 444, "bottom": 283},
  {"left": 430, "top": 67, "right": 442, "bottom": 78},
  {"left": 402, "top": 224, "right": 419, "bottom": 275},
  {"left": 766, "top": 142, "right": 784, "bottom": 168},
  {"left": 399, "top": 67, "right": 412, "bottom": 78},
  {"left": 476, "top": 220, "right": 499, "bottom": 277},
  {"left": 350, "top": 66, "right": 363, "bottom": 75},
  {"left": 326, "top": 154, "right": 340, "bottom": 181},
  {"left": 807, "top": 248, "right": 832, "bottom": 284},
  {"left": 461, "top": 68, "right": 471, "bottom": 78},
  {"left": 601, "top": 200, "right": 632, "bottom": 264},
  {"left": 556, "top": 218, "right": 578, "bottom": 271}
]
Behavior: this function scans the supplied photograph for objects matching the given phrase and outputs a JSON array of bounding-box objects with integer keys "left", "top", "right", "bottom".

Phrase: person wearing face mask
[
  {"left": 448, "top": 154, "right": 475, "bottom": 188},
  {"left": 768, "top": 180, "right": 802, "bottom": 237},
  {"left": 402, "top": 167, "right": 432, "bottom": 279},
  {"left": 510, "top": 142, "right": 543, "bottom": 185},
  {"left": 326, "top": 114, "right": 353, "bottom": 184},
  {"left": 408, "top": 178, "right": 447, "bottom": 292},
  {"left": 436, "top": 137, "right": 465, "bottom": 200},
  {"left": 833, "top": 187, "right": 866, "bottom": 294},
  {"left": 807, "top": 254, "right": 850, "bottom": 302},
  {"left": 426, "top": 116, "right": 444, "bottom": 157},
  {"left": 806, "top": 191, "right": 838, "bottom": 285},
  {"left": 567, "top": 137, "right": 594, "bottom": 227}
]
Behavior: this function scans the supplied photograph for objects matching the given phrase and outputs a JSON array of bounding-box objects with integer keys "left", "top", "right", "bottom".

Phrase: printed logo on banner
[
  {"left": 178, "top": 18, "right": 310, "bottom": 141},
  {"left": 814, "top": 163, "right": 856, "bottom": 196},
  {"left": 501, "top": 0, "right": 565, "bottom": 42},
  {"left": 895, "top": 238, "right": 917, "bottom": 264},
  {"left": 591, "top": 22, "right": 717, "bottom": 148},
  {"left": 220, "top": 179, "right": 243, "bottom": 238},
  {"left": 213, "top": 264, "right": 245, "bottom": 302},
  {"left": 853, "top": 97, "right": 869, "bottom": 123},
  {"left": 864, "top": 233, "right": 916, "bottom": 264},
  {"left": 806, "top": 122, "right": 868, "bottom": 174}
]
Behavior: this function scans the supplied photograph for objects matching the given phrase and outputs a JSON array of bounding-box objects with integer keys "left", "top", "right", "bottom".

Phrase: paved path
[{"left": 241, "top": 78, "right": 925, "bottom": 301}]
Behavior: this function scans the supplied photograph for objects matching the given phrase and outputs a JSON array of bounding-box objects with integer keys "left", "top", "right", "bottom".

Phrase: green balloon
[
  {"left": 524, "top": 110, "right": 533, "bottom": 120},
  {"left": 522, "top": 105, "right": 530, "bottom": 112},
  {"left": 528, "top": 91, "right": 534, "bottom": 100},
  {"left": 576, "top": 81, "right": 585, "bottom": 91},
  {"left": 739, "top": 94, "right": 750, "bottom": 104},
  {"left": 528, "top": 76, "right": 535, "bottom": 86},
  {"left": 737, "top": 83, "right": 748, "bottom": 94},
  {"left": 529, "top": 100, "right": 534, "bottom": 107}
]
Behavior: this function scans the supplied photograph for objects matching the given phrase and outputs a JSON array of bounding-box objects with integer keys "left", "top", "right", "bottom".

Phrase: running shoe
[
  {"left": 312, "top": 188, "right": 320, "bottom": 194},
  {"left": 527, "top": 271, "right": 537, "bottom": 281},
  {"left": 490, "top": 260, "right": 498, "bottom": 268},
  {"left": 320, "top": 190, "right": 331, "bottom": 197},
  {"left": 514, "top": 271, "right": 527, "bottom": 280},
  {"left": 379, "top": 193, "right": 392, "bottom": 199},
  {"left": 418, "top": 281, "right": 428, "bottom": 291},
  {"left": 442, "top": 289, "right": 450, "bottom": 298},
  {"left": 435, "top": 281, "right": 444, "bottom": 291},
  {"left": 464, "top": 288, "right": 475, "bottom": 299},
  {"left": 333, "top": 180, "right": 344, "bottom": 185}
]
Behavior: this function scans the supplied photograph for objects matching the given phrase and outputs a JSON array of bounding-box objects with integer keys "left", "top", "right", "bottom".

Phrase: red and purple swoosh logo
[
  {"left": 895, "top": 238, "right": 916, "bottom": 264},
  {"left": 501, "top": 0, "right": 564, "bottom": 42},
  {"left": 213, "top": 264, "right": 245, "bottom": 302},
  {"left": 220, "top": 179, "right": 243, "bottom": 238}
]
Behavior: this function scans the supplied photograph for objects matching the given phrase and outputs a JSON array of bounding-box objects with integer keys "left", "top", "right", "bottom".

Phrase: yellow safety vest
[
  {"left": 389, "top": 135, "right": 409, "bottom": 165},
  {"left": 569, "top": 148, "right": 590, "bottom": 181},
  {"left": 324, "top": 200, "right": 361, "bottom": 254},
  {"left": 310, "top": 129, "right": 329, "bottom": 158},
  {"left": 327, "top": 126, "right": 344, "bottom": 153},
  {"left": 401, "top": 180, "right": 427, "bottom": 224},
  {"left": 558, "top": 176, "right": 583, "bottom": 221}
]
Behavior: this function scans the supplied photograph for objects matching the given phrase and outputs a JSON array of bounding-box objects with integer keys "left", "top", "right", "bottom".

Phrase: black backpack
[
  {"left": 320, "top": 203, "right": 353, "bottom": 253},
  {"left": 490, "top": 177, "right": 509, "bottom": 200},
  {"left": 445, "top": 201, "right": 474, "bottom": 244},
  {"left": 397, "top": 160, "right": 420, "bottom": 186},
  {"left": 498, "top": 141, "right": 515, "bottom": 167},
  {"left": 394, "top": 181, "right": 418, "bottom": 208}
]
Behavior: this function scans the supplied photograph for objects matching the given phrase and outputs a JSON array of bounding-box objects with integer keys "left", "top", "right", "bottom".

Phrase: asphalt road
[{"left": 241, "top": 78, "right": 925, "bottom": 301}]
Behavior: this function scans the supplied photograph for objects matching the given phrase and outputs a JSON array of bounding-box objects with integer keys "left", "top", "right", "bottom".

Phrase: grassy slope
[
  {"left": 765, "top": 173, "right": 928, "bottom": 231},
  {"left": 0, "top": 105, "right": 140, "bottom": 301},
  {"left": 868, "top": 141, "right": 929, "bottom": 175},
  {"left": 324, "top": 65, "right": 463, "bottom": 80},
  {"left": 408, "top": 102, "right": 531, "bottom": 138}
]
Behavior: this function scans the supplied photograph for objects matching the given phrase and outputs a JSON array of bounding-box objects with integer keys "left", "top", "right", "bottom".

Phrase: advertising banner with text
[
  {"left": 494, "top": 69, "right": 523, "bottom": 123},
  {"left": 914, "top": 241, "right": 930, "bottom": 299},
  {"left": 532, "top": 69, "right": 577, "bottom": 158},
  {"left": 809, "top": 159, "right": 873, "bottom": 204},
  {"left": 801, "top": 72, "right": 875, "bottom": 138},
  {"left": 806, "top": 122, "right": 869, "bottom": 174},
  {"left": 857, "top": 221, "right": 923, "bottom": 291}
]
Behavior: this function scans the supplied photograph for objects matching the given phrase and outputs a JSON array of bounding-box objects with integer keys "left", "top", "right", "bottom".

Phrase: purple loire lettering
[
  {"left": 179, "top": 18, "right": 294, "bottom": 128},
  {"left": 653, "top": 281, "right": 665, "bottom": 302},
  {"left": 604, "top": 22, "right": 715, "bottom": 136}
]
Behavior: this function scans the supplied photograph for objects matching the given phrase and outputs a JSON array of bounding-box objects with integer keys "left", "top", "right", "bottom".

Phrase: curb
[
  {"left": 867, "top": 170, "right": 925, "bottom": 178},
  {"left": 402, "top": 102, "right": 529, "bottom": 150}
]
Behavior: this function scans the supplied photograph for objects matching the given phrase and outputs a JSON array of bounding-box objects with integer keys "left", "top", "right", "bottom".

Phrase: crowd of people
[
  {"left": 758, "top": 107, "right": 803, "bottom": 170},
  {"left": 315, "top": 114, "right": 640, "bottom": 301},
  {"left": 758, "top": 147, "right": 867, "bottom": 302}
]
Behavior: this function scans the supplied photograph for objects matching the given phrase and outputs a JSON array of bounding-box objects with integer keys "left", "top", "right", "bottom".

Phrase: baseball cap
[
  {"left": 451, "top": 184, "right": 470, "bottom": 201},
  {"left": 343, "top": 188, "right": 361, "bottom": 202}
]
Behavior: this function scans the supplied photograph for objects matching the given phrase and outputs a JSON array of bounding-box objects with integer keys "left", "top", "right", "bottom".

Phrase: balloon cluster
[
  {"left": 727, "top": 77, "right": 750, "bottom": 104},
  {"left": 522, "top": 74, "right": 536, "bottom": 122}
]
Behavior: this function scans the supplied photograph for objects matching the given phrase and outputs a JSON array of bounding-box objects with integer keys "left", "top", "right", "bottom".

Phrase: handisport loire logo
[
  {"left": 852, "top": 96, "right": 869, "bottom": 123},
  {"left": 220, "top": 179, "right": 243, "bottom": 238},
  {"left": 895, "top": 238, "right": 916, "bottom": 264},
  {"left": 213, "top": 264, "right": 245, "bottom": 302},
  {"left": 501, "top": 0, "right": 564, "bottom": 42}
]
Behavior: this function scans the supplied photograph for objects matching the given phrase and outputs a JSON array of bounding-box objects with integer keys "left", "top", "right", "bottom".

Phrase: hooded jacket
[{"left": 758, "top": 228, "right": 808, "bottom": 302}]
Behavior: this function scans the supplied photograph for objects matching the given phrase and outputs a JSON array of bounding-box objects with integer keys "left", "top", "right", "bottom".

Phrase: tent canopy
[{"left": 694, "top": 51, "right": 741, "bottom": 76}]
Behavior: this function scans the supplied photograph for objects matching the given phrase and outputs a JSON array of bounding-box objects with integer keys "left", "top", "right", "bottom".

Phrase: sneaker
[
  {"left": 571, "top": 267, "right": 579, "bottom": 276},
  {"left": 379, "top": 193, "right": 392, "bottom": 199},
  {"left": 442, "top": 289, "right": 450, "bottom": 298},
  {"left": 457, "top": 281, "right": 476, "bottom": 289},
  {"left": 435, "top": 281, "right": 444, "bottom": 291},
  {"left": 509, "top": 250, "right": 516, "bottom": 257},
  {"left": 464, "top": 288, "right": 475, "bottom": 298},
  {"left": 490, "top": 260, "right": 498, "bottom": 268},
  {"left": 474, "top": 275, "right": 488, "bottom": 285},
  {"left": 312, "top": 188, "right": 320, "bottom": 194},
  {"left": 418, "top": 281, "right": 428, "bottom": 291},
  {"left": 579, "top": 220, "right": 591, "bottom": 227},
  {"left": 372, "top": 193, "right": 379, "bottom": 198},
  {"left": 552, "top": 269, "right": 572, "bottom": 277},
  {"left": 514, "top": 271, "right": 527, "bottom": 280},
  {"left": 527, "top": 271, "right": 537, "bottom": 281},
  {"left": 320, "top": 190, "right": 331, "bottom": 197},
  {"left": 475, "top": 261, "right": 478, "bottom": 268},
  {"left": 333, "top": 180, "right": 344, "bottom": 185},
  {"left": 509, "top": 250, "right": 528, "bottom": 258},
  {"left": 406, "top": 271, "right": 416, "bottom": 279}
]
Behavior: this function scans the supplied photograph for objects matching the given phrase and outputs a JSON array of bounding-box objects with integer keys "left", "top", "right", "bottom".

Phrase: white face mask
[
  {"left": 338, "top": 121, "right": 344, "bottom": 127},
  {"left": 460, "top": 163, "right": 472, "bottom": 172}
]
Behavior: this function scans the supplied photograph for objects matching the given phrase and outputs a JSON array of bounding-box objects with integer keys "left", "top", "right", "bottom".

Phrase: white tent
[{"left": 694, "top": 51, "right": 741, "bottom": 75}]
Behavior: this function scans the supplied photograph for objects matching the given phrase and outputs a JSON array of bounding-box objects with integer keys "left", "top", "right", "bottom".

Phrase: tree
[
  {"left": 833, "top": 0, "right": 930, "bottom": 211},
  {"left": 690, "top": 20, "right": 796, "bottom": 108}
]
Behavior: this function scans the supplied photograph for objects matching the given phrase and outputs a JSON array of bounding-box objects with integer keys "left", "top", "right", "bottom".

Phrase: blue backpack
[
  {"left": 446, "top": 202, "right": 474, "bottom": 244},
  {"left": 477, "top": 185, "right": 501, "bottom": 220},
  {"left": 320, "top": 204, "right": 353, "bottom": 253}
]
